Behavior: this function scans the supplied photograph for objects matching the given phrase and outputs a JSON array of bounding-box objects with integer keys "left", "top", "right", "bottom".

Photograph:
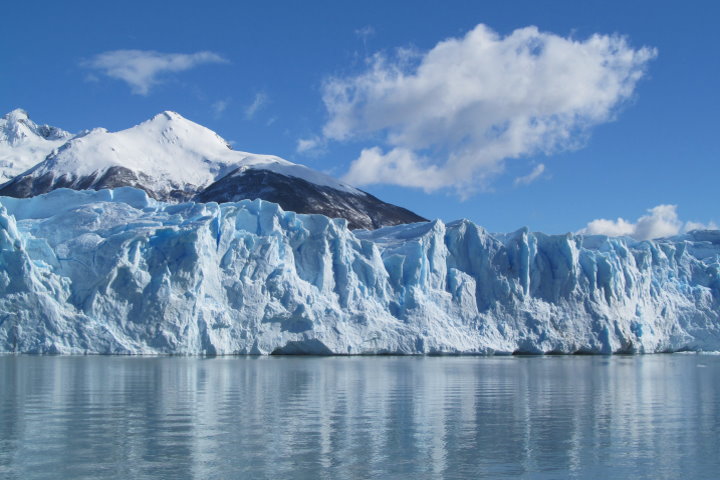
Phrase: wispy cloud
[
  {"left": 296, "top": 136, "right": 325, "bottom": 155},
  {"left": 82, "top": 49, "right": 228, "bottom": 95},
  {"left": 355, "top": 25, "right": 375, "bottom": 40},
  {"left": 355, "top": 25, "right": 375, "bottom": 53},
  {"left": 212, "top": 99, "right": 230, "bottom": 118},
  {"left": 245, "top": 92, "right": 268, "bottom": 119},
  {"left": 514, "top": 164, "right": 545, "bottom": 186},
  {"left": 317, "top": 24, "right": 656, "bottom": 196},
  {"left": 578, "top": 205, "right": 718, "bottom": 240}
]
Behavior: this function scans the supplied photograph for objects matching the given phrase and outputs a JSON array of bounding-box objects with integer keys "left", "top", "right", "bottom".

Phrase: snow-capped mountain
[
  {"left": 1, "top": 187, "right": 719, "bottom": 355},
  {"left": 0, "top": 110, "right": 426, "bottom": 229},
  {"left": 0, "top": 109, "right": 73, "bottom": 183}
]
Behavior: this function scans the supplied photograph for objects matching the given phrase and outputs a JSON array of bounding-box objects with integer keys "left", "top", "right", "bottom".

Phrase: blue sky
[{"left": 2, "top": 0, "right": 718, "bottom": 236}]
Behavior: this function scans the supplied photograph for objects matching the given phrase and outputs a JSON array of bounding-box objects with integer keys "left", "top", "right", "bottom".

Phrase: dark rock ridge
[
  {"left": 0, "top": 166, "right": 197, "bottom": 203},
  {"left": 195, "top": 168, "right": 427, "bottom": 230}
]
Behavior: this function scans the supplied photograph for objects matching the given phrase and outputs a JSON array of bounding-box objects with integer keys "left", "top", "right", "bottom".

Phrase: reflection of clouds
[{"left": 1, "top": 355, "right": 719, "bottom": 478}]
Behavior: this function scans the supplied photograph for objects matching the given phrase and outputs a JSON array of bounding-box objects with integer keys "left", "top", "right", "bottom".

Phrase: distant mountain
[
  {"left": 0, "top": 110, "right": 426, "bottom": 229},
  {"left": 0, "top": 109, "right": 73, "bottom": 183}
]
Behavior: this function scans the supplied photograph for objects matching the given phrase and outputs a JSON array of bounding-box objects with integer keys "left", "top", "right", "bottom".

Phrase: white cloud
[
  {"left": 355, "top": 25, "right": 375, "bottom": 40},
  {"left": 355, "top": 26, "right": 375, "bottom": 52},
  {"left": 581, "top": 217, "right": 637, "bottom": 238},
  {"left": 296, "top": 136, "right": 324, "bottom": 154},
  {"left": 514, "top": 163, "right": 545, "bottom": 186},
  {"left": 83, "top": 50, "right": 228, "bottom": 95},
  {"left": 318, "top": 24, "right": 656, "bottom": 193},
  {"left": 344, "top": 147, "right": 448, "bottom": 189},
  {"left": 212, "top": 99, "right": 230, "bottom": 118},
  {"left": 245, "top": 92, "right": 267, "bottom": 119},
  {"left": 686, "top": 220, "right": 719, "bottom": 231},
  {"left": 579, "top": 205, "right": 718, "bottom": 240}
]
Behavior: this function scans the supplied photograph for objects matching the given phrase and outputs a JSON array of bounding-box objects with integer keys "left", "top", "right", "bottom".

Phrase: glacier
[{"left": 1, "top": 187, "right": 719, "bottom": 355}]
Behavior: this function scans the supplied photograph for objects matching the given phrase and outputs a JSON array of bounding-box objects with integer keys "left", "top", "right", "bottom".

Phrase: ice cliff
[{"left": 1, "top": 188, "right": 719, "bottom": 354}]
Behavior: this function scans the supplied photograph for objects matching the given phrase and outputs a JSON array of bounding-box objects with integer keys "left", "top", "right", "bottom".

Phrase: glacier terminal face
[{"left": 1, "top": 188, "right": 719, "bottom": 355}]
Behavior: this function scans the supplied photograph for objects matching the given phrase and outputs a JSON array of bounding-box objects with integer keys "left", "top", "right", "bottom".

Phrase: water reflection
[{"left": 0, "top": 355, "right": 718, "bottom": 479}]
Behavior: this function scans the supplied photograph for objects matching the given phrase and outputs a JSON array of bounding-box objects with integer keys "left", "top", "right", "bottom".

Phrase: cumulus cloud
[
  {"left": 245, "top": 92, "right": 268, "bottom": 119},
  {"left": 344, "top": 147, "right": 448, "bottom": 189},
  {"left": 83, "top": 50, "right": 228, "bottom": 95},
  {"left": 579, "top": 205, "right": 718, "bottom": 240},
  {"left": 319, "top": 24, "right": 656, "bottom": 194},
  {"left": 514, "top": 163, "right": 545, "bottom": 186}
]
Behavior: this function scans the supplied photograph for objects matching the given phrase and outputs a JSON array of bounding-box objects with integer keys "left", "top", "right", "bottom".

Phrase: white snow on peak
[
  {"left": 3, "top": 108, "right": 30, "bottom": 125},
  {"left": 0, "top": 109, "right": 73, "bottom": 183},
  {"left": 28, "top": 110, "right": 362, "bottom": 195}
]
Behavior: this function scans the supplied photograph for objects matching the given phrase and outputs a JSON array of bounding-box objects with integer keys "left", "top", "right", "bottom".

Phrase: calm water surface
[{"left": 0, "top": 354, "right": 718, "bottom": 479}]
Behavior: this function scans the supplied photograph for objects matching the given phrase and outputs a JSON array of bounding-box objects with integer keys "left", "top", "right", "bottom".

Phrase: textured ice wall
[{"left": 1, "top": 187, "right": 719, "bottom": 354}]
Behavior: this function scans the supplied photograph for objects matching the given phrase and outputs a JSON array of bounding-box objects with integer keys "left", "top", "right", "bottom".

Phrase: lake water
[{"left": 0, "top": 354, "right": 718, "bottom": 479}]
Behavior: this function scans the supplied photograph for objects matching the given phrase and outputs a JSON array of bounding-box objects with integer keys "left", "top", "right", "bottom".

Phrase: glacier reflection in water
[{"left": 0, "top": 355, "right": 718, "bottom": 479}]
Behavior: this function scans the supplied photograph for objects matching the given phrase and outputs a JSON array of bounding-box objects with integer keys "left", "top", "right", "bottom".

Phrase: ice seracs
[
  {"left": 1, "top": 187, "right": 719, "bottom": 355},
  {"left": 0, "top": 109, "right": 73, "bottom": 183}
]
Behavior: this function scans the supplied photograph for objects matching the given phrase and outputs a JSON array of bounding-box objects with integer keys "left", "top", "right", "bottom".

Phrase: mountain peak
[
  {"left": 1, "top": 109, "right": 72, "bottom": 142},
  {"left": 3, "top": 108, "right": 30, "bottom": 122},
  {"left": 0, "top": 109, "right": 73, "bottom": 183},
  {"left": 150, "top": 110, "right": 185, "bottom": 122},
  {"left": 162, "top": 110, "right": 182, "bottom": 119},
  {"left": 138, "top": 110, "right": 225, "bottom": 143}
]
